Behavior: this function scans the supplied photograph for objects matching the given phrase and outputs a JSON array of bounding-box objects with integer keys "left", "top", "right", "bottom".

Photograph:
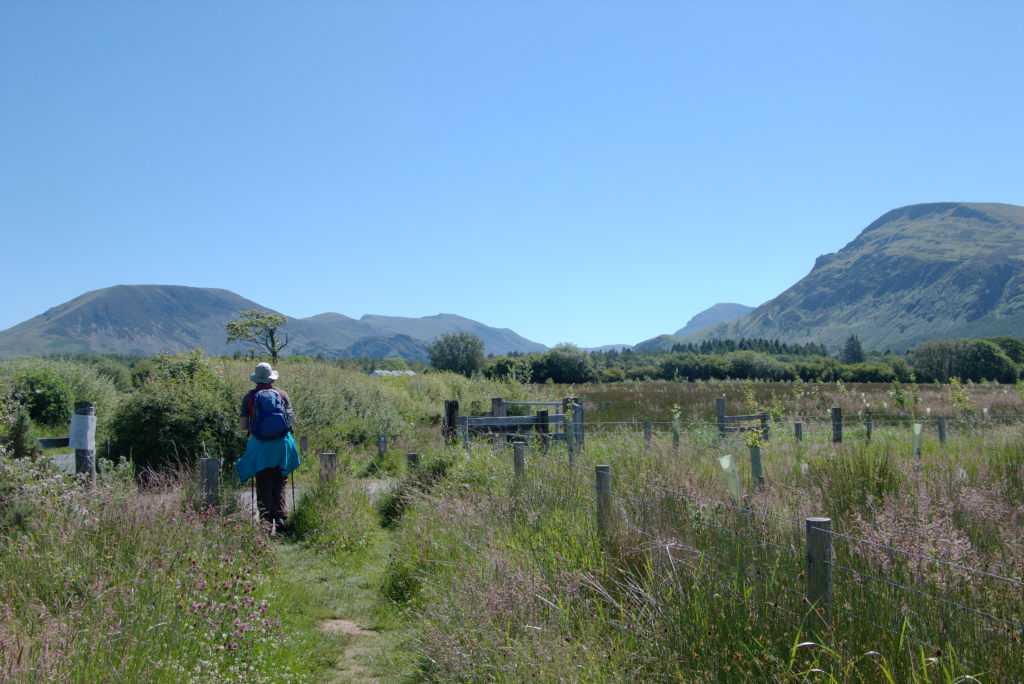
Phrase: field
[
  {"left": 0, "top": 359, "right": 1021, "bottom": 682},
  {"left": 385, "top": 380, "right": 1022, "bottom": 681}
]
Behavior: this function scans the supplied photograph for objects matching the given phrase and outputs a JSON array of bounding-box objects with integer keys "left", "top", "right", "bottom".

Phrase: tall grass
[
  {"left": 380, "top": 416, "right": 1022, "bottom": 681},
  {"left": 2, "top": 358, "right": 1021, "bottom": 681},
  {"left": 0, "top": 459, "right": 321, "bottom": 682}
]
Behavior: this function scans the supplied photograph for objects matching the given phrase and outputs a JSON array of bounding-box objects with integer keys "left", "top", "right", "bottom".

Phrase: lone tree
[
  {"left": 428, "top": 331, "right": 485, "bottom": 376},
  {"left": 226, "top": 310, "right": 290, "bottom": 363},
  {"left": 537, "top": 343, "right": 595, "bottom": 383},
  {"left": 838, "top": 334, "right": 865, "bottom": 364}
]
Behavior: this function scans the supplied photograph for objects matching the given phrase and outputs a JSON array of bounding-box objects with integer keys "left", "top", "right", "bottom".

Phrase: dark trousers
[{"left": 255, "top": 467, "right": 287, "bottom": 523}]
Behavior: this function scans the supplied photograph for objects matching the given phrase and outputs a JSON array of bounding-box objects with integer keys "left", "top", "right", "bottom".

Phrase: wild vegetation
[
  {"left": 0, "top": 353, "right": 1021, "bottom": 681},
  {"left": 478, "top": 334, "right": 1024, "bottom": 386}
]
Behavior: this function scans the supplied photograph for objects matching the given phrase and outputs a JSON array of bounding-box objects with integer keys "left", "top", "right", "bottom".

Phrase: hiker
[{"left": 235, "top": 362, "right": 300, "bottom": 531}]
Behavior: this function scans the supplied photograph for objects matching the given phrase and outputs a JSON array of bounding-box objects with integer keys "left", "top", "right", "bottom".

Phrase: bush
[
  {"left": 842, "top": 362, "right": 897, "bottom": 383},
  {"left": 428, "top": 332, "right": 485, "bottom": 376},
  {"left": 2, "top": 408, "right": 43, "bottom": 459},
  {"left": 0, "top": 358, "right": 123, "bottom": 437},
  {"left": 533, "top": 344, "right": 595, "bottom": 384},
  {"left": 12, "top": 367, "right": 73, "bottom": 426},
  {"left": 911, "top": 338, "right": 1018, "bottom": 383},
  {"left": 106, "top": 353, "right": 243, "bottom": 474},
  {"left": 723, "top": 350, "right": 797, "bottom": 381}
]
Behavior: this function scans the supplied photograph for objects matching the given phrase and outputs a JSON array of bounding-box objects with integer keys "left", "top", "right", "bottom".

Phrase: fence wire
[{"left": 473, "top": 438, "right": 1022, "bottom": 681}]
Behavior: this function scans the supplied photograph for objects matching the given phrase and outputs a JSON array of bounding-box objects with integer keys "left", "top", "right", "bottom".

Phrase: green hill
[
  {"left": 678, "top": 202, "right": 1024, "bottom": 352},
  {"left": 0, "top": 285, "right": 547, "bottom": 359}
]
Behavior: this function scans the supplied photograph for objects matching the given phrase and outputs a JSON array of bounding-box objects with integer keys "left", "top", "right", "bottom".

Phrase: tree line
[{"left": 428, "top": 332, "right": 1024, "bottom": 384}]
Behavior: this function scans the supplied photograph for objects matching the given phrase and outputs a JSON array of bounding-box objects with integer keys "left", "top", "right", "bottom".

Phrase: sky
[{"left": 2, "top": 0, "right": 1023, "bottom": 349}]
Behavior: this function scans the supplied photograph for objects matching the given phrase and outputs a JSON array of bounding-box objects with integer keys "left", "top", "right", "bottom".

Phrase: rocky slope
[{"left": 680, "top": 202, "right": 1024, "bottom": 352}]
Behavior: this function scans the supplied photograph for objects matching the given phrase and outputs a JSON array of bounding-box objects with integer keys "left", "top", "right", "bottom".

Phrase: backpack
[{"left": 249, "top": 389, "right": 292, "bottom": 441}]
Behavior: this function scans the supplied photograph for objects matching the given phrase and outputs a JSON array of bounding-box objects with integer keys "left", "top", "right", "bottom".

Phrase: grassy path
[{"left": 267, "top": 479, "right": 415, "bottom": 683}]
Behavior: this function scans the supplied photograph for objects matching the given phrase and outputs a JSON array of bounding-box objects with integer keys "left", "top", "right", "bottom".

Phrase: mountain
[
  {"left": 678, "top": 202, "right": 1024, "bottom": 352},
  {"left": 675, "top": 303, "right": 755, "bottom": 336},
  {"left": 358, "top": 313, "right": 546, "bottom": 355},
  {"left": 0, "top": 286, "right": 272, "bottom": 357},
  {"left": 0, "top": 285, "right": 548, "bottom": 359},
  {"left": 340, "top": 334, "right": 430, "bottom": 362},
  {"left": 634, "top": 303, "right": 756, "bottom": 352}
]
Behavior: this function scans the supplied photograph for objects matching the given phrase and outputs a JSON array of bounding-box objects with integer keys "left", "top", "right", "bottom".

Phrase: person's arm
[{"left": 239, "top": 416, "right": 249, "bottom": 431}]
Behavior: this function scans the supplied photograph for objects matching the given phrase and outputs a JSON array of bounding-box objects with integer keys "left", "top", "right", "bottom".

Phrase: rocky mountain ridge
[{"left": 671, "top": 202, "right": 1024, "bottom": 352}]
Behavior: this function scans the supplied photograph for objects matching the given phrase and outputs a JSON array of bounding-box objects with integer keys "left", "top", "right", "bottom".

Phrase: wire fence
[{"left": 455, "top": 435, "right": 1024, "bottom": 681}]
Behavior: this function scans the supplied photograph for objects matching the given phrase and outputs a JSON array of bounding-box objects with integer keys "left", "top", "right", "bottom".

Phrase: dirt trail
[{"left": 320, "top": 619, "right": 380, "bottom": 683}]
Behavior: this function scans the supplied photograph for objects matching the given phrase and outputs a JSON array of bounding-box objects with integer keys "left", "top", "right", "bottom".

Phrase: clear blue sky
[{"left": 2, "top": 0, "right": 1022, "bottom": 349}]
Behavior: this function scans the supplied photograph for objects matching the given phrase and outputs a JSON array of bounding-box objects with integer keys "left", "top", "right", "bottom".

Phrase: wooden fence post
[
  {"left": 938, "top": 417, "right": 947, "bottom": 445},
  {"left": 513, "top": 443, "right": 525, "bottom": 481},
  {"left": 492, "top": 397, "right": 506, "bottom": 417},
  {"left": 831, "top": 407, "right": 842, "bottom": 443},
  {"left": 574, "top": 402, "right": 585, "bottom": 448},
  {"left": 299, "top": 436, "right": 308, "bottom": 457},
  {"left": 562, "top": 397, "right": 580, "bottom": 457},
  {"left": 595, "top": 465, "right": 611, "bottom": 537},
  {"left": 716, "top": 398, "right": 727, "bottom": 437},
  {"left": 806, "top": 517, "right": 833, "bottom": 631},
  {"left": 672, "top": 413, "right": 680, "bottom": 452},
  {"left": 643, "top": 421, "right": 653, "bottom": 451},
  {"left": 406, "top": 452, "right": 420, "bottom": 470},
  {"left": 749, "top": 445, "right": 764, "bottom": 488},
  {"left": 443, "top": 400, "right": 459, "bottom": 444},
  {"left": 759, "top": 412, "right": 770, "bottom": 441},
  {"left": 794, "top": 421, "right": 803, "bottom": 441},
  {"left": 200, "top": 457, "right": 220, "bottom": 508},
  {"left": 536, "top": 410, "right": 550, "bottom": 452},
  {"left": 319, "top": 452, "right": 338, "bottom": 482},
  {"left": 72, "top": 401, "right": 97, "bottom": 482}
]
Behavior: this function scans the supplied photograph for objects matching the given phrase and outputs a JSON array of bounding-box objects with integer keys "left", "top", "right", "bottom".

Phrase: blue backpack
[{"left": 249, "top": 389, "right": 292, "bottom": 441}]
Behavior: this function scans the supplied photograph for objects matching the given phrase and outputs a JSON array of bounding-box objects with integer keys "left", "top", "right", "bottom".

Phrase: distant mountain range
[
  {"left": 643, "top": 202, "right": 1024, "bottom": 352},
  {"left": 4, "top": 202, "right": 1023, "bottom": 360},
  {"left": 0, "top": 285, "right": 547, "bottom": 359}
]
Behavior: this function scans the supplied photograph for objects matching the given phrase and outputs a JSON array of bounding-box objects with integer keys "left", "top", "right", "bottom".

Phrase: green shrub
[
  {"left": 106, "top": 353, "right": 242, "bottom": 474},
  {"left": 0, "top": 358, "right": 122, "bottom": 438},
  {"left": 13, "top": 367, "right": 73, "bottom": 426},
  {"left": 2, "top": 408, "right": 43, "bottom": 459}
]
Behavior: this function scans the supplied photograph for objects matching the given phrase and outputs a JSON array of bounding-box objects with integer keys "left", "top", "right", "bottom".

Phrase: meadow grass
[
  {"left": 2, "top": 365, "right": 1021, "bottom": 681},
  {"left": 378, "top": 411, "right": 1022, "bottom": 682},
  {"left": 0, "top": 460, "right": 324, "bottom": 681},
  {"left": 0, "top": 455, "right": 422, "bottom": 682}
]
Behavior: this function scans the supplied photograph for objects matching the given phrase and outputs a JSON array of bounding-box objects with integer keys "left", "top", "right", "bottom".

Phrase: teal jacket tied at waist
[{"left": 234, "top": 433, "right": 301, "bottom": 483}]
